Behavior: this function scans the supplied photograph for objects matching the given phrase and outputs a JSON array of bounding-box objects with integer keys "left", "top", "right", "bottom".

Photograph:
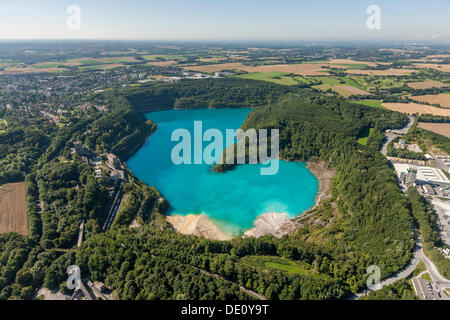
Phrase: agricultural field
[
  {"left": 186, "top": 62, "right": 336, "bottom": 75},
  {"left": 351, "top": 100, "right": 384, "bottom": 109},
  {"left": 407, "top": 80, "right": 447, "bottom": 89},
  {"left": 235, "top": 71, "right": 299, "bottom": 85},
  {"left": 411, "top": 94, "right": 450, "bottom": 108},
  {"left": 0, "top": 55, "right": 142, "bottom": 73},
  {"left": 0, "top": 66, "right": 61, "bottom": 74},
  {"left": 0, "top": 182, "right": 28, "bottom": 236},
  {"left": 146, "top": 60, "right": 178, "bottom": 67},
  {"left": 346, "top": 68, "right": 415, "bottom": 76},
  {"left": 382, "top": 102, "right": 450, "bottom": 116},
  {"left": 418, "top": 122, "right": 450, "bottom": 139},
  {"left": 142, "top": 54, "right": 188, "bottom": 61},
  {"left": 412, "top": 63, "right": 450, "bottom": 73},
  {"left": 311, "top": 76, "right": 372, "bottom": 97},
  {"left": 234, "top": 71, "right": 318, "bottom": 86},
  {"left": 327, "top": 59, "right": 379, "bottom": 67},
  {"left": 334, "top": 85, "right": 372, "bottom": 96},
  {"left": 184, "top": 58, "right": 391, "bottom": 76},
  {"left": 78, "top": 63, "right": 125, "bottom": 70},
  {"left": 184, "top": 62, "right": 246, "bottom": 73}
]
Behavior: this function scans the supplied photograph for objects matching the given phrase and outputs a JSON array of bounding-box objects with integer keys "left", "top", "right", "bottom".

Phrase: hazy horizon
[{"left": 0, "top": 0, "right": 449, "bottom": 43}]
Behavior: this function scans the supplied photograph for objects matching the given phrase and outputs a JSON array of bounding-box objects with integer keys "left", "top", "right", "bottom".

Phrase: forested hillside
[{"left": 120, "top": 78, "right": 295, "bottom": 112}]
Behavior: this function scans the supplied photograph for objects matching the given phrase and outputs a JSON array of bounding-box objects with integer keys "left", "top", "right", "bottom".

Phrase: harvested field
[
  {"left": 184, "top": 62, "right": 246, "bottom": 72},
  {"left": 424, "top": 54, "right": 450, "bottom": 59},
  {"left": 382, "top": 102, "right": 450, "bottom": 116},
  {"left": 346, "top": 68, "right": 415, "bottom": 76},
  {"left": 244, "top": 63, "right": 331, "bottom": 75},
  {"left": 0, "top": 182, "right": 28, "bottom": 236},
  {"left": 327, "top": 59, "right": 378, "bottom": 67},
  {"left": 411, "top": 94, "right": 450, "bottom": 108},
  {"left": 418, "top": 122, "right": 450, "bottom": 139},
  {"left": 407, "top": 80, "right": 447, "bottom": 90},
  {"left": 146, "top": 60, "right": 177, "bottom": 66},
  {"left": 184, "top": 62, "right": 331, "bottom": 76},
  {"left": 334, "top": 85, "right": 373, "bottom": 95},
  {"left": 71, "top": 56, "right": 139, "bottom": 63},
  {"left": 0, "top": 67, "right": 60, "bottom": 74},
  {"left": 413, "top": 63, "right": 450, "bottom": 73},
  {"left": 79, "top": 63, "right": 124, "bottom": 70},
  {"left": 198, "top": 57, "right": 227, "bottom": 62}
]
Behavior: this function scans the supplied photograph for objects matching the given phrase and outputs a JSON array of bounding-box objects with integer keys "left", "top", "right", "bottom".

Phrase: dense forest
[
  {"left": 119, "top": 78, "right": 295, "bottom": 112},
  {"left": 0, "top": 109, "right": 56, "bottom": 184}
]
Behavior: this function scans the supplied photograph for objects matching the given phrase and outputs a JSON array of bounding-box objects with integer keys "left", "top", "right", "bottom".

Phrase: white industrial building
[{"left": 393, "top": 163, "right": 450, "bottom": 187}]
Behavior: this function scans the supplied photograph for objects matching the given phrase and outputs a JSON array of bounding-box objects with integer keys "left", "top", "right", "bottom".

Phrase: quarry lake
[{"left": 127, "top": 108, "right": 318, "bottom": 235}]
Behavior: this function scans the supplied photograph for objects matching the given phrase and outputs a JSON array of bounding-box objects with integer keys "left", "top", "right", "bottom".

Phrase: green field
[
  {"left": 352, "top": 100, "right": 384, "bottom": 109},
  {"left": 235, "top": 72, "right": 300, "bottom": 85},
  {"left": 240, "top": 255, "right": 327, "bottom": 279},
  {"left": 312, "top": 76, "right": 366, "bottom": 90},
  {"left": 142, "top": 54, "right": 187, "bottom": 61}
]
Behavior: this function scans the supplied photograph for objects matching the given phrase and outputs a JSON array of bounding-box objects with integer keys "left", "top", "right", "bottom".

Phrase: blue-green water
[{"left": 127, "top": 108, "right": 318, "bottom": 235}]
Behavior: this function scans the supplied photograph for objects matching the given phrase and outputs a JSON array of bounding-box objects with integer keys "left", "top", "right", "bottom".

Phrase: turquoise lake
[{"left": 127, "top": 108, "right": 318, "bottom": 235}]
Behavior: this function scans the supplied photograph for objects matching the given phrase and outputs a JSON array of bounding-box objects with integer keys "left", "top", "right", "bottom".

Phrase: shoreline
[
  {"left": 166, "top": 213, "right": 232, "bottom": 241},
  {"left": 165, "top": 160, "right": 334, "bottom": 240},
  {"left": 306, "top": 160, "right": 334, "bottom": 209}
]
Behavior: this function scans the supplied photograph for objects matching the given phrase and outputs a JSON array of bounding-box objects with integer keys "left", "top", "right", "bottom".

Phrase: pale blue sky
[{"left": 0, "top": 0, "right": 448, "bottom": 41}]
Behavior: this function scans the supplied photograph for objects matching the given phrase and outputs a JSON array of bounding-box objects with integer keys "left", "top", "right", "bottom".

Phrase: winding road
[
  {"left": 350, "top": 116, "right": 450, "bottom": 300},
  {"left": 380, "top": 116, "right": 415, "bottom": 156}
]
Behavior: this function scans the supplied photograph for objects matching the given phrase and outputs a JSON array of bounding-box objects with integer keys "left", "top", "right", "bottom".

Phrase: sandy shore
[
  {"left": 166, "top": 161, "right": 334, "bottom": 240},
  {"left": 306, "top": 160, "right": 333, "bottom": 208},
  {"left": 166, "top": 214, "right": 232, "bottom": 241}
]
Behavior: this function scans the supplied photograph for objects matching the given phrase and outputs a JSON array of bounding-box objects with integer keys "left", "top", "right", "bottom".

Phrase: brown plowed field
[
  {"left": 407, "top": 80, "right": 447, "bottom": 90},
  {"left": 418, "top": 122, "right": 450, "bottom": 139},
  {"left": 411, "top": 94, "right": 450, "bottom": 108},
  {"left": 0, "top": 182, "right": 28, "bottom": 236},
  {"left": 382, "top": 102, "right": 450, "bottom": 116}
]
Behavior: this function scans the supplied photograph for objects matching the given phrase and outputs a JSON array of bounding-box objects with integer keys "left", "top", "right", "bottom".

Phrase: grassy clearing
[
  {"left": 240, "top": 255, "right": 326, "bottom": 279},
  {"left": 352, "top": 100, "right": 384, "bottom": 109},
  {"left": 235, "top": 72, "right": 301, "bottom": 86},
  {"left": 357, "top": 127, "right": 375, "bottom": 145}
]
